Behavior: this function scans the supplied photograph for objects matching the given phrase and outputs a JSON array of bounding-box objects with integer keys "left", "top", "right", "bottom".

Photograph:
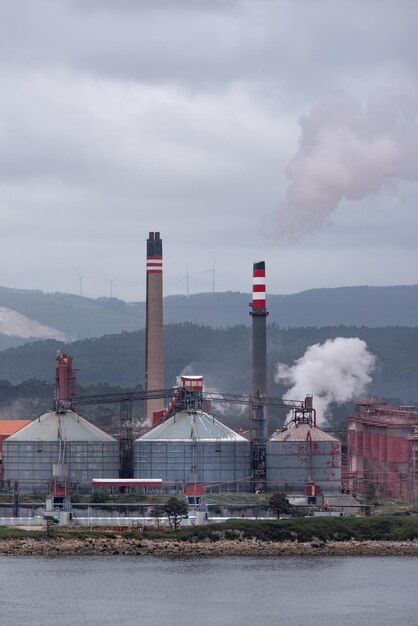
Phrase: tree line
[{"left": 0, "top": 323, "right": 416, "bottom": 429}]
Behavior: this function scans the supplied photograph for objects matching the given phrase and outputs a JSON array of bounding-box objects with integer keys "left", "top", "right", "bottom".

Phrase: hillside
[
  {"left": 0, "top": 287, "right": 144, "bottom": 342},
  {"left": 165, "top": 285, "right": 418, "bottom": 327},
  {"left": 0, "top": 285, "right": 416, "bottom": 349},
  {"left": 0, "top": 325, "right": 416, "bottom": 413}
]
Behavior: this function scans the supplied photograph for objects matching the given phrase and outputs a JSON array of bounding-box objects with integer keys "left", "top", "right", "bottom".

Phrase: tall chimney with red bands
[
  {"left": 145, "top": 231, "right": 164, "bottom": 421},
  {"left": 250, "top": 261, "right": 268, "bottom": 401}
]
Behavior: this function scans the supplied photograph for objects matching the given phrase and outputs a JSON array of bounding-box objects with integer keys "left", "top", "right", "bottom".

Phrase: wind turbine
[
  {"left": 74, "top": 268, "right": 86, "bottom": 297},
  {"left": 179, "top": 265, "right": 194, "bottom": 299},
  {"left": 104, "top": 275, "right": 120, "bottom": 298},
  {"left": 204, "top": 259, "right": 220, "bottom": 294}
]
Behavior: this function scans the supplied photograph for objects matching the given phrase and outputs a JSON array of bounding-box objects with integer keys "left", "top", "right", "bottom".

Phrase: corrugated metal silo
[
  {"left": 133, "top": 409, "right": 251, "bottom": 491},
  {"left": 3, "top": 409, "right": 119, "bottom": 493},
  {"left": 267, "top": 422, "right": 341, "bottom": 493}
]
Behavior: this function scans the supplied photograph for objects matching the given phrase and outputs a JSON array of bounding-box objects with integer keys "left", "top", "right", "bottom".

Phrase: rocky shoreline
[{"left": 0, "top": 537, "right": 418, "bottom": 557}]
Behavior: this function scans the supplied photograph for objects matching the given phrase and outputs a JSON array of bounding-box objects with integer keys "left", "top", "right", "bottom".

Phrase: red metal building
[{"left": 345, "top": 399, "right": 418, "bottom": 499}]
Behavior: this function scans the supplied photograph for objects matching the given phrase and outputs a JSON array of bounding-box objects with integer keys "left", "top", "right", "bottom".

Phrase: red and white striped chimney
[
  {"left": 145, "top": 232, "right": 164, "bottom": 422},
  {"left": 146, "top": 250, "right": 162, "bottom": 274},
  {"left": 251, "top": 261, "right": 266, "bottom": 310},
  {"left": 250, "top": 261, "right": 268, "bottom": 400}
]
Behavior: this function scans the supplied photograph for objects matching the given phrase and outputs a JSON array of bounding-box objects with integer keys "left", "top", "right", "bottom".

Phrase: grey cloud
[
  {"left": 1, "top": 1, "right": 417, "bottom": 95},
  {"left": 0, "top": 0, "right": 417, "bottom": 300}
]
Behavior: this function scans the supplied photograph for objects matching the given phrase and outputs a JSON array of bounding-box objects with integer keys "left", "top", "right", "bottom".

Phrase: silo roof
[
  {"left": 137, "top": 410, "right": 248, "bottom": 442},
  {"left": 270, "top": 422, "right": 338, "bottom": 442},
  {"left": 5, "top": 410, "right": 117, "bottom": 442}
]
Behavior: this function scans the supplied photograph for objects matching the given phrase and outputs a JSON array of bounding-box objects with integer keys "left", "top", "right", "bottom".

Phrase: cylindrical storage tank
[
  {"left": 3, "top": 410, "right": 119, "bottom": 493},
  {"left": 133, "top": 409, "right": 251, "bottom": 491},
  {"left": 267, "top": 422, "right": 341, "bottom": 493}
]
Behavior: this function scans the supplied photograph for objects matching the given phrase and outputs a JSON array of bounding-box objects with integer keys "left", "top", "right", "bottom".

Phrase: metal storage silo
[
  {"left": 133, "top": 409, "right": 251, "bottom": 491},
  {"left": 3, "top": 409, "right": 119, "bottom": 493},
  {"left": 267, "top": 421, "right": 341, "bottom": 494}
]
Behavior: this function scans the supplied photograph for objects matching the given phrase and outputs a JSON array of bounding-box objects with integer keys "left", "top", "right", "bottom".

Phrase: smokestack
[
  {"left": 250, "top": 261, "right": 269, "bottom": 490},
  {"left": 145, "top": 231, "right": 164, "bottom": 421},
  {"left": 250, "top": 261, "right": 268, "bottom": 400}
]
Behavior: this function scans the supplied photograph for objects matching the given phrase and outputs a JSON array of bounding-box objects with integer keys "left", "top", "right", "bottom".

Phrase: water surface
[{"left": 0, "top": 555, "right": 416, "bottom": 625}]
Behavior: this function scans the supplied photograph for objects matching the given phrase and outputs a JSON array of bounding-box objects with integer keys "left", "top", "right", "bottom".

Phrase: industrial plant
[
  {"left": 133, "top": 409, "right": 251, "bottom": 491},
  {"left": 345, "top": 399, "right": 418, "bottom": 500},
  {"left": 2, "top": 353, "right": 119, "bottom": 494},
  {"left": 0, "top": 230, "right": 416, "bottom": 518}
]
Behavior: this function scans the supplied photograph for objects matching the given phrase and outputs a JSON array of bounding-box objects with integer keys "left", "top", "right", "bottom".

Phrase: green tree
[
  {"left": 163, "top": 496, "right": 188, "bottom": 530},
  {"left": 268, "top": 492, "right": 293, "bottom": 519},
  {"left": 150, "top": 506, "right": 162, "bottom": 530}
]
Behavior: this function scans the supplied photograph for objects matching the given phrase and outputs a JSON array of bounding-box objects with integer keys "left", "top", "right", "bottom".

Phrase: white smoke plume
[
  {"left": 272, "top": 89, "right": 418, "bottom": 237},
  {"left": 176, "top": 364, "right": 197, "bottom": 387},
  {"left": 275, "top": 337, "right": 376, "bottom": 424}
]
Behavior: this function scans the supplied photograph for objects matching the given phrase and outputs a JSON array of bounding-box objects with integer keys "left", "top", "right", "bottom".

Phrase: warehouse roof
[
  {"left": 137, "top": 409, "right": 249, "bottom": 442},
  {"left": 5, "top": 410, "right": 116, "bottom": 442},
  {"left": 0, "top": 420, "right": 31, "bottom": 437},
  {"left": 270, "top": 422, "right": 338, "bottom": 442}
]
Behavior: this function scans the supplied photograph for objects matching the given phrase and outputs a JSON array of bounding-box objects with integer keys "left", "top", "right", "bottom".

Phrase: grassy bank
[
  {"left": 141, "top": 515, "right": 418, "bottom": 543},
  {"left": 1, "top": 515, "right": 418, "bottom": 544}
]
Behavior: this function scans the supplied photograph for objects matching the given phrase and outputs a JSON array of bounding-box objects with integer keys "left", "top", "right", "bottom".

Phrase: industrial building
[
  {"left": 5, "top": 230, "right": 418, "bottom": 506},
  {"left": 133, "top": 408, "right": 251, "bottom": 491},
  {"left": 132, "top": 257, "right": 342, "bottom": 495},
  {"left": 267, "top": 412, "right": 341, "bottom": 494},
  {"left": 2, "top": 352, "right": 119, "bottom": 493},
  {"left": 3, "top": 409, "right": 119, "bottom": 493},
  {"left": 0, "top": 234, "right": 345, "bottom": 499},
  {"left": 346, "top": 399, "right": 418, "bottom": 499}
]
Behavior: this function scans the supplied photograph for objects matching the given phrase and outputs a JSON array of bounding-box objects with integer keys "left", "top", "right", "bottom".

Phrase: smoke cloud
[
  {"left": 273, "top": 89, "right": 418, "bottom": 237},
  {"left": 275, "top": 337, "right": 376, "bottom": 424}
]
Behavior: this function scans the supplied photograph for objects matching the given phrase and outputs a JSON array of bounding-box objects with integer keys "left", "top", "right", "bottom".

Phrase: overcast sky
[{"left": 0, "top": 0, "right": 417, "bottom": 301}]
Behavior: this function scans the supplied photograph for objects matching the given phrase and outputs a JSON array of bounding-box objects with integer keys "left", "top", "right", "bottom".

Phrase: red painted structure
[
  {"left": 181, "top": 376, "right": 203, "bottom": 393},
  {"left": 346, "top": 399, "right": 418, "bottom": 499},
  {"left": 184, "top": 483, "right": 205, "bottom": 496},
  {"left": 152, "top": 375, "right": 209, "bottom": 426},
  {"left": 55, "top": 352, "right": 77, "bottom": 410},
  {"left": 0, "top": 420, "right": 31, "bottom": 446}
]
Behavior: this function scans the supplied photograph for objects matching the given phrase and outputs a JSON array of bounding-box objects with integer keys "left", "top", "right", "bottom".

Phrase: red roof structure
[{"left": 0, "top": 420, "right": 31, "bottom": 437}]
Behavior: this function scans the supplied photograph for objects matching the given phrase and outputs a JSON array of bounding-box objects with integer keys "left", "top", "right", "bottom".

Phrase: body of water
[{"left": 0, "top": 555, "right": 417, "bottom": 625}]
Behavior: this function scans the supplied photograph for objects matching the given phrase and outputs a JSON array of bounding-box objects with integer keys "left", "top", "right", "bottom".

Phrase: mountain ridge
[{"left": 0, "top": 284, "right": 416, "bottom": 349}]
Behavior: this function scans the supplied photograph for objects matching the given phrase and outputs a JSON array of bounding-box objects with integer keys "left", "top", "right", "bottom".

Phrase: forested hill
[
  {"left": 0, "top": 287, "right": 144, "bottom": 343},
  {"left": 0, "top": 324, "right": 416, "bottom": 405},
  {"left": 164, "top": 285, "right": 418, "bottom": 327},
  {"left": 0, "top": 284, "right": 416, "bottom": 350}
]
